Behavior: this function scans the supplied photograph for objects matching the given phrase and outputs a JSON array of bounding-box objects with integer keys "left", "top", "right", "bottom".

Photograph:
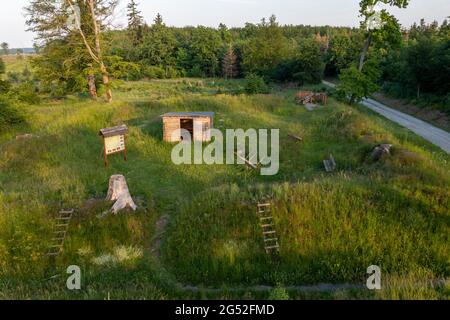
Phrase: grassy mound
[{"left": 0, "top": 79, "right": 448, "bottom": 299}]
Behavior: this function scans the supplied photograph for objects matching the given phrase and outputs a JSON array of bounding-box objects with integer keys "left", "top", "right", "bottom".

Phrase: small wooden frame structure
[
  {"left": 296, "top": 91, "right": 328, "bottom": 105},
  {"left": 99, "top": 125, "right": 128, "bottom": 167},
  {"left": 161, "top": 112, "right": 214, "bottom": 142}
]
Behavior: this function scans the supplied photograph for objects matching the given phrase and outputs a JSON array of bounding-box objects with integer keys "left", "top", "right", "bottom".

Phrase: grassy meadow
[{"left": 0, "top": 76, "right": 449, "bottom": 299}]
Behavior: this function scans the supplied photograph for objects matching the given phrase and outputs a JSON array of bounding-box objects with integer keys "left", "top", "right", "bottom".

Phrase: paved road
[{"left": 322, "top": 81, "right": 450, "bottom": 154}]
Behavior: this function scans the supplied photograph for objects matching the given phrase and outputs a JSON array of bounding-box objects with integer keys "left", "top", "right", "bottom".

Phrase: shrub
[
  {"left": 141, "top": 66, "right": 166, "bottom": 79},
  {"left": 268, "top": 285, "right": 290, "bottom": 300},
  {"left": 337, "top": 64, "right": 380, "bottom": 104},
  {"left": 0, "top": 57, "right": 5, "bottom": 74},
  {"left": 14, "top": 82, "right": 41, "bottom": 104},
  {"left": 244, "top": 73, "right": 269, "bottom": 94},
  {"left": 0, "top": 95, "right": 25, "bottom": 128}
]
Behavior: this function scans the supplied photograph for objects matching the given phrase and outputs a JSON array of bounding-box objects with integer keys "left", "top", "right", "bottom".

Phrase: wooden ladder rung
[
  {"left": 56, "top": 216, "right": 71, "bottom": 220},
  {"left": 263, "top": 231, "right": 276, "bottom": 235},
  {"left": 60, "top": 209, "right": 75, "bottom": 214},
  {"left": 260, "top": 216, "right": 273, "bottom": 220},
  {"left": 55, "top": 224, "right": 69, "bottom": 227},
  {"left": 264, "top": 238, "right": 278, "bottom": 242},
  {"left": 261, "top": 224, "right": 274, "bottom": 228},
  {"left": 265, "top": 245, "right": 280, "bottom": 250}
]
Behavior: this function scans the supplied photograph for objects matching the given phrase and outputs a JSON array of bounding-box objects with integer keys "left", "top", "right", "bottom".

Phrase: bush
[
  {"left": 0, "top": 58, "right": 5, "bottom": 74},
  {"left": 244, "top": 73, "right": 269, "bottom": 94},
  {"left": 141, "top": 66, "right": 166, "bottom": 79},
  {"left": 14, "top": 82, "right": 41, "bottom": 104},
  {"left": 0, "top": 96, "right": 25, "bottom": 128},
  {"left": 337, "top": 63, "right": 380, "bottom": 104}
]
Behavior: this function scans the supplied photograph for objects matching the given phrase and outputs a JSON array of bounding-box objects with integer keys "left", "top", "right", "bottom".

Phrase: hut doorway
[{"left": 180, "top": 118, "right": 194, "bottom": 140}]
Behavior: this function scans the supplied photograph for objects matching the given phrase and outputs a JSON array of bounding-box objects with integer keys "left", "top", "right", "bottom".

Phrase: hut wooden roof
[
  {"left": 160, "top": 112, "right": 214, "bottom": 119},
  {"left": 99, "top": 125, "right": 129, "bottom": 138}
]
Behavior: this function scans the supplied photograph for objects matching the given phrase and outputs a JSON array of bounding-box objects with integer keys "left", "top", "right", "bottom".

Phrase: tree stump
[{"left": 106, "top": 175, "right": 137, "bottom": 214}]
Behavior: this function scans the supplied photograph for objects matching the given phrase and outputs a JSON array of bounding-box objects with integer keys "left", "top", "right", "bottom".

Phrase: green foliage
[
  {"left": 326, "top": 34, "right": 362, "bottom": 75},
  {"left": 0, "top": 95, "right": 25, "bottom": 128},
  {"left": 127, "top": 0, "right": 145, "bottom": 45},
  {"left": 242, "top": 16, "right": 292, "bottom": 77},
  {"left": 0, "top": 57, "right": 5, "bottom": 74},
  {"left": 1, "top": 42, "right": 9, "bottom": 55},
  {"left": 380, "top": 19, "right": 450, "bottom": 113},
  {"left": 244, "top": 73, "right": 269, "bottom": 94},
  {"left": 268, "top": 286, "right": 290, "bottom": 300},
  {"left": 337, "top": 62, "right": 381, "bottom": 104},
  {"left": 274, "top": 38, "right": 325, "bottom": 85}
]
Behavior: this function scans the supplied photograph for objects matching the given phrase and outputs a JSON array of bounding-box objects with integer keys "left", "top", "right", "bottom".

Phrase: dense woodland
[{"left": 0, "top": 0, "right": 449, "bottom": 128}]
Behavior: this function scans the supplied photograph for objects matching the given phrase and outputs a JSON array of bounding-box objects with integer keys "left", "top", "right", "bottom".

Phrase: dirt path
[
  {"left": 150, "top": 215, "right": 170, "bottom": 258},
  {"left": 322, "top": 81, "right": 450, "bottom": 154}
]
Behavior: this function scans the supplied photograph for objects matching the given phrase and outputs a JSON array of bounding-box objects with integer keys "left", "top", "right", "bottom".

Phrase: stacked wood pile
[{"left": 296, "top": 91, "right": 328, "bottom": 105}]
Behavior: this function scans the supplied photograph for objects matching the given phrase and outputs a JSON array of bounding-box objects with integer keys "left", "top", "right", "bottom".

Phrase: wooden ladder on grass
[
  {"left": 47, "top": 209, "right": 74, "bottom": 257},
  {"left": 257, "top": 202, "right": 280, "bottom": 254}
]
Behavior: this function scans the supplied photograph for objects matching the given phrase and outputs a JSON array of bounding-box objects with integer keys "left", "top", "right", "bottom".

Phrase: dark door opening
[{"left": 180, "top": 118, "right": 194, "bottom": 140}]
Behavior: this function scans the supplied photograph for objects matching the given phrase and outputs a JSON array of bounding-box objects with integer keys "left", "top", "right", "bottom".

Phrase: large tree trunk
[
  {"left": 67, "top": 0, "right": 112, "bottom": 103},
  {"left": 88, "top": 74, "right": 98, "bottom": 99},
  {"left": 359, "top": 33, "right": 373, "bottom": 72},
  {"left": 88, "top": 0, "right": 112, "bottom": 103},
  {"left": 100, "top": 62, "right": 112, "bottom": 103},
  {"left": 106, "top": 175, "right": 137, "bottom": 214}
]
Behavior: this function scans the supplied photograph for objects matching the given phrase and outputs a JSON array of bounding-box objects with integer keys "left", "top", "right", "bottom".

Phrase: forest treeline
[{"left": 0, "top": 0, "right": 449, "bottom": 115}]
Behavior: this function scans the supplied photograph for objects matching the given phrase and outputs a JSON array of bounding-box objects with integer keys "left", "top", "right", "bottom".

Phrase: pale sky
[{"left": 1, "top": 0, "right": 449, "bottom": 48}]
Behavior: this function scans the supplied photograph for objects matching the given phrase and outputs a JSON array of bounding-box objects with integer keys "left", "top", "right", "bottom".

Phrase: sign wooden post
[{"left": 99, "top": 125, "right": 129, "bottom": 167}]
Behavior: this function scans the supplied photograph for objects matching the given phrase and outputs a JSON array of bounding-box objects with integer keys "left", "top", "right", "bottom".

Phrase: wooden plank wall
[
  {"left": 163, "top": 117, "right": 213, "bottom": 142},
  {"left": 163, "top": 118, "right": 181, "bottom": 142}
]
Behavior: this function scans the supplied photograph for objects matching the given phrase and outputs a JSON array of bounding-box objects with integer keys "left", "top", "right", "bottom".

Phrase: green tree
[
  {"left": 358, "top": 0, "right": 409, "bottom": 71},
  {"left": 183, "top": 26, "right": 223, "bottom": 77},
  {"left": 242, "top": 15, "right": 291, "bottom": 76},
  {"left": 26, "top": 0, "right": 119, "bottom": 102},
  {"left": 274, "top": 38, "right": 325, "bottom": 84},
  {"left": 0, "top": 58, "right": 5, "bottom": 75},
  {"left": 218, "top": 23, "right": 232, "bottom": 44},
  {"left": 337, "top": 59, "right": 381, "bottom": 104},
  {"left": 326, "top": 34, "right": 362, "bottom": 75},
  {"left": 154, "top": 13, "right": 164, "bottom": 26},
  {"left": 339, "top": 0, "right": 409, "bottom": 104},
  {"left": 127, "top": 0, "right": 145, "bottom": 45},
  {"left": 1, "top": 43, "right": 8, "bottom": 55},
  {"left": 137, "top": 14, "right": 177, "bottom": 71}
]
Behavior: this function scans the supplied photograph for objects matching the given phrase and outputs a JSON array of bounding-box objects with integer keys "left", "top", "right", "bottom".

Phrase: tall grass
[{"left": 0, "top": 79, "right": 449, "bottom": 299}]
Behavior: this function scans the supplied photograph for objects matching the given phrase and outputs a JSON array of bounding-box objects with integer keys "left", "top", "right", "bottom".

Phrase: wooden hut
[{"left": 161, "top": 112, "right": 214, "bottom": 142}]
